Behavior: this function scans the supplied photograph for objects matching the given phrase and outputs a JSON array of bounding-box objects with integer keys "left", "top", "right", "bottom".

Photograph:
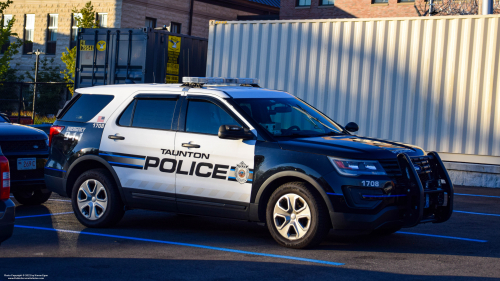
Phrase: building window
[
  {"left": 372, "top": 0, "right": 388, "bottom": 3},
  {"left": 296, "top": 0, "right": 311, "bottom": 6},
  {"left": 320, "top": 0, "right": 334, "bottom": 5},
  {"left": 97, "top": 13, "right": 107, "bottom": 27},
  {"left": 1, "top": 15, "right": 13, "bottom": 54},
  {"left": 171, "top": 22, "right": 181, "bottom": 34},
  {"left": 23, "top": 14, "right": 35, "bottom": 54},
  {"left": 70, "top": 13, "right": 82, "bottom": 49},
  {"left": 145, "top": 17, "right": 157, "bottom": 28},
  {"left": 46, "top": 14, "right": 58, "bottom": 55}
]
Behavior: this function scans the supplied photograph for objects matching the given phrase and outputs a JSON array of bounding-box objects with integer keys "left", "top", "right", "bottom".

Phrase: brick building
[
  {"left": 1, "top": 0, "right": 279, "bottom": 73},
  {"left": 280, "top": 0, "right": 431, "bottom": 19}
]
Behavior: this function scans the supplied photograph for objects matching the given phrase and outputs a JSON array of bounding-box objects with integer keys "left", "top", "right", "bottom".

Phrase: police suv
[{"left": 45, "top": 78, "right": 453, "bottom": 249}]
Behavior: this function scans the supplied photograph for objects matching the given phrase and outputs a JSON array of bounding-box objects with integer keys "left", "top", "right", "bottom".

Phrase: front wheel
[
  {"left": 266, "top": 182, "right": 331, "bottom": 249},
  {"left": 13, "top": 189, "right": 52, "bottom": 205},
  {"left": 71, "top": 169, "right": 124, "bottom": 228}
]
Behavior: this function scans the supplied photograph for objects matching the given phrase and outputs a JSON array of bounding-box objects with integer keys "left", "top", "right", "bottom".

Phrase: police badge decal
[{"left": 236, "top": 161, "right": 249, "bottom": 184}]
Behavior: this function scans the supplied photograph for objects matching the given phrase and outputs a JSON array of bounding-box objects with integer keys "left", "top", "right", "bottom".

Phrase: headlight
[{"left": 328, "top": 157, "right": 386, "bottom": 176}]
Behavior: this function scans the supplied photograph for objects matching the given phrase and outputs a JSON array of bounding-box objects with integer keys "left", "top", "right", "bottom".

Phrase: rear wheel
[
  {"left": 13, "top": 189, "right": 52, "bottom": 205},
  {"left": 266, "top": 182, "right": 331, "bottom": 249},
  {"left": 71, "top": 169, "right": 124, "bottom": 228}
]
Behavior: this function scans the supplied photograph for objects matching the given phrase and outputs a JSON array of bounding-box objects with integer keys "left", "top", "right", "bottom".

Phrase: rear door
[
  {"left": 100, "top": 94, "right": 181, "bottom": 211},
  {"left": 174, "top": 96, "right": 256, "bottom": 219}
]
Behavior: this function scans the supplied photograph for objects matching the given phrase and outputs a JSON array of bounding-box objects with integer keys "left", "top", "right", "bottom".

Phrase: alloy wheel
[
  {"left": 77, "top": 179, "right": 108, "bottom": 220},
  {"left": 273, "top": 193, "right": 311, "bottom": 240}
]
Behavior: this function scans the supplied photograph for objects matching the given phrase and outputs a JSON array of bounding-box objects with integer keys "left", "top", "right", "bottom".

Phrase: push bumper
[{"left": 0, "top": 199, "right": 15, "bottom": 245}]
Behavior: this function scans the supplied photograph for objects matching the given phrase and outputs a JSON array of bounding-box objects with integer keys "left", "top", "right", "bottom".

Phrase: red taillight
[
  {"left": 0, "top": 156, "right": 10, "bottom": 200},
  {"left": 49, "top": 125, "right": 65, "bottom": 146}
]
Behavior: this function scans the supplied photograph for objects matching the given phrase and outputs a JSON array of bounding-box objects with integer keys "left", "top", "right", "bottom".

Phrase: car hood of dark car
[
  {"left": 0, "top": 123, "right": 48, "bottom": 141},
  {"left": 277, "top": 135, "right": 426, "bottom": 159}
]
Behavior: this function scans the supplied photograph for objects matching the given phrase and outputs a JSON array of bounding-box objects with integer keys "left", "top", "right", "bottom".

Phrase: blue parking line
[
  {"left": 14, "top": 225, "right": 344, "bottom": 266},
  {"left": 455, "top": 193, "right": 500, "bottom": 199},
  {"left": 15, "top": 212, "right": 74, "bottom": 219},
  {"left": 396, "top": 231, "right": 487, "bottom": 243},
  {"left": 454, "top": 210, "right": 500, "bottom": 217}
]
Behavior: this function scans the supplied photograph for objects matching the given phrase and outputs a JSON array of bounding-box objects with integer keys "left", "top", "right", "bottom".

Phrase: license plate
[
  {"left": 424, "top": 194, "right": 430, "bottom": 208},
  {"left": 17, "top": 158, "right": 37, "bottom": 170}
]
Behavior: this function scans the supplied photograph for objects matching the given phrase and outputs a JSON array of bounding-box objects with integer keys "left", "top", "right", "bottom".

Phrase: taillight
[
  {"left": 0, "top": 156, "right": 10, "bottom": 200},
  {"left": 49, "top": 125, "right": 65, "bottom": 146}
]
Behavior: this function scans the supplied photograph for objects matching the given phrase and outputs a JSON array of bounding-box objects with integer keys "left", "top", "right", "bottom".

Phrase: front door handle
[
  {"left": 182, "top": 143, "right": 200, "bottom": 148},
  {"left": 108, "top": 135, "right": 125, "bottom": 140}
]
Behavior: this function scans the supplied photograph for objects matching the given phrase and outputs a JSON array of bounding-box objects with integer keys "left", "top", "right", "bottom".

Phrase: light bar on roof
[{"left": 182, "top": 77, "right": 259, "bottom": 85}]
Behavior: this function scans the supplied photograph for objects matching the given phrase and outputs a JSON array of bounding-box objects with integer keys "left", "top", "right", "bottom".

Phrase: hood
[
  {"left": 277, "top": 135, "right": 425, "bottom": 160},
  {"left": 0, "top": 123, "right": 48, "bottom": 141}
]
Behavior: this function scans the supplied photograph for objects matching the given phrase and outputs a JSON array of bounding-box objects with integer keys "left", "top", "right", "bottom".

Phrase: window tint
[
  {"left": 132, "top": 99, "right": 177, "bottom": 130},
  {"left": 185, "top": 100, "right": 240, "bottom": 135},
  {"left": 60, "top": 94, "right": 114, "bottom": 122},
  {"left": 118, "top": 101, "right": 135, "bottom": 126}
]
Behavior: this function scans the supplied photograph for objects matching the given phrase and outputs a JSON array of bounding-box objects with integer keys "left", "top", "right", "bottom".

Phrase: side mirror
[
  {"left": 345, "top": 122, "right": 359, "bottom": 133},
  {"left": 218, "top": 125, "right": 255, "bottom": 140}
]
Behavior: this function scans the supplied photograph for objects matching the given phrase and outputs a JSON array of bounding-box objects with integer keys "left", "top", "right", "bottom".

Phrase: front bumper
[
  {"left": 0, "top": 199, "right": 15, "bottom": 245},
  {"left": 6, "top": 154, "right": 47, "bottom": 192},
  {"left": 329, "top": 152, "right": 454, "bottom": 231}
]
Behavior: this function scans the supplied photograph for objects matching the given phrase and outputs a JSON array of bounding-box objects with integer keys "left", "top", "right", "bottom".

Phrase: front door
[
  {"left": 100, "top": 94, "right": 180, "bottom": 211},
  {"left": 174, "top": 96, "right": 256, "bottom": 219}
]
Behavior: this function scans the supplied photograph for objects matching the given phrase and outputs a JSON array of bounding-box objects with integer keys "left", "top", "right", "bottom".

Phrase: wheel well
[
  {"left": 257, "top": 176, "right": 324, "bottom": 222},
  {"left": 65, "top": 160, "right": 109, "bottom": 197}
]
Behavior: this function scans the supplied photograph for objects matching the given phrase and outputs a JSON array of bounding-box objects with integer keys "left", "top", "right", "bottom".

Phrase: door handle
[
  {"left": 108, "top": 135, "right": 125, "bottom": 140},
  {"left": 182, "top": 143, "right": 200, "bottom": 148}
]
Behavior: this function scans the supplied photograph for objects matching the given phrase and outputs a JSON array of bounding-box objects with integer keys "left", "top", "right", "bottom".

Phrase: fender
[
  {"left": 251, "top": 170, "right": 335, "bottom": 222},
  {"left": 65, "top": 155, "right": 127, "bottom": 203}
]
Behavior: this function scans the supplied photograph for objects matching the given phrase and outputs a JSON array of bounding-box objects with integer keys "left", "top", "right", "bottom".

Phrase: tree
[
  {"left": 61, "top": 1, "right": 99, "bottom": 95},
  {"left": 415, "top": 0, "right": 499, "bottom": 16},
  {"left": 0, "top": 0, "right": 22, "bottom": 80}
]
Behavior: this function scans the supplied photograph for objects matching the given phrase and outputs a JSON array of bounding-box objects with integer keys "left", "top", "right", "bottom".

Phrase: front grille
[
  {"left": 379, "top": 155, "right": 433, "bottom": 179},
  {"left": 0, "top": 140, "right": 47, "bottom": 152}
]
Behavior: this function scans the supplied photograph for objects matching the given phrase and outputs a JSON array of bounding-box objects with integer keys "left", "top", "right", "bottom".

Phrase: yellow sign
[
  {"left": 168, "top": 36, "right": 181, "bottom": 53},
  {"left": 166, "top": 75, "right": 179, "bottom": 83},
  {"left": 96, "top": 41, "right": 106, "bottom": 51},
  {"left": 167, "top": 63, "right": 179, "bottom": 75},
  {"left": 80, "top": 40, "right": 94, "bottom": 51}
]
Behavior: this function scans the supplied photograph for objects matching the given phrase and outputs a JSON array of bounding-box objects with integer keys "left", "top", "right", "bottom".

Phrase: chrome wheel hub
[
  {"left": 77, "top": 179, "right": 108, "bottom": 220},
  {"left": 273, "top": 193, "right": 311, "bottom": 240}
]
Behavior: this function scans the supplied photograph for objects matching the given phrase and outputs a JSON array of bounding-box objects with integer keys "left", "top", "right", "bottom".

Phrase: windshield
[
  {"left": 0, "top": 114, "right": 9, "bottom": 123},
  {"left": 234, "top": 98, "right": 344, "bottom": 137}
]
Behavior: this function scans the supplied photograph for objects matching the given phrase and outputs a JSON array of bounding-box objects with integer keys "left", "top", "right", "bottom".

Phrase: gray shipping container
[{"left": 75, "top": 27, "right": 208, "bottom": 89}]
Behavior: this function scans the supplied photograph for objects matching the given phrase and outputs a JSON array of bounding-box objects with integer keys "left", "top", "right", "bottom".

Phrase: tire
[
  {"left": 266, "top": 182, "right": 331, "bottom": 249},
  {"left": 13, "top": 189, "right": 52, "bottom": 205},
  {"left": 71, "top": 169, "right": 124, "bottom": 228},
  {"left": 371, "top": 226, "right": 402, "bottom": 236}
]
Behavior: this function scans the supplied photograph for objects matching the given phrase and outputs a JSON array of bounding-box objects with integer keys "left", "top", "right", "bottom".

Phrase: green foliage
[
  {"left": 0, "top": 0, "right": 22, "bottom": 80},
  {"left": 61, "top": 1, "right": 99, "bottom": 95}
]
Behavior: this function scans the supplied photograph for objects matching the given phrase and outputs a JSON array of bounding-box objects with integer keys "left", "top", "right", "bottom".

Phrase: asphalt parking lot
[{"left": 1, "top": 186, "right": 499, "bottom": 281}]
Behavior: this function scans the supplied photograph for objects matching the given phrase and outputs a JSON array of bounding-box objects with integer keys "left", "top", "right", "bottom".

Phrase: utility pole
[
  {"left": 27, "top": 49, "right": 44, "bottom": 124},
  {"left": 483, "top": 0, "right": 493, "bottom": 14}
]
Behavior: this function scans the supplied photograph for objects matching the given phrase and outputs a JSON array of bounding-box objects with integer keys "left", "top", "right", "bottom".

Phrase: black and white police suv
[{"left": 45, "top": 77, "right": 453, "bottom": 249}]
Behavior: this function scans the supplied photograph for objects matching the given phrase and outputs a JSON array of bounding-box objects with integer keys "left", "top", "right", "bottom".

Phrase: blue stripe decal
[
  {"left": 454, "top": 210, "right": 500, "bottom": 217},
  {"left": 249, "top": 171, "right": 253, "bottom": 174},
  {"left": 363, "top": 194, "right": 407, "bottom": 198},
  {"left": 45, "top": 167, "right": 66, "bottom": 172},
  {"left": 455, "top": 193, "right": 500, "bottom": 199},
  {"left": 108, "top": 161, "right": 144, "bottom": 168},
  {"left": 396, "top": 231, "right": 487, "bottom": 243},
  {"left": 228, "top": 177, "right": 236, "bottom": 179},
  {"left": 230, "top": 169, "right": 235, "bottom": 171},
  {"left": 15, "top": 212, "right": 74, "bottom": 219},
  {"left": 14, "top": 225, "right": 344, "bottom": 266},
  {"left": 99, "top": 153, "right": 146, "bottom": 160},
  {"left": 326, "top": 192, "right": 343, "bottom": 196}
]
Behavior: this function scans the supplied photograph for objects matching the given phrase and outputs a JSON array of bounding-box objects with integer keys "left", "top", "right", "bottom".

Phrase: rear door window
[
  {"left": 118, "top": 98, "right": 178, "bottom": 130},
  {"left": 60, "top": 94, "right": 114, "bottom": 122}
]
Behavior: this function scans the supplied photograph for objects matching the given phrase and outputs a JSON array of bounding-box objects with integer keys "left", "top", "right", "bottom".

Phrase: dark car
[
  {"left": 0, "top": 146, "right": 15, "bottom": 245},
  {"left": 45, "top": 79, "right": 453, "bottom": 249},
  {"left": 0, "top": 114, "right": 52, "bottom": 205}
]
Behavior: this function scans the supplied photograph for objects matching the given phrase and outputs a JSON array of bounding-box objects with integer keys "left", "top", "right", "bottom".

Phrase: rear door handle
[
  {"left": 182, "top": 143, "right": 200, "bottom": 148},
  {"left": 108, "top": 135, "right": 125, "bottom": 140}
]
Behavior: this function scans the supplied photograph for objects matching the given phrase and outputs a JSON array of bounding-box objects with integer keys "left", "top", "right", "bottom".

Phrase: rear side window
[
  {"left": 60, "top": 94, "right": 114, "bottom": 122},
  {"left": 118, "top": 98, "right": 177, "bottom": 130}
]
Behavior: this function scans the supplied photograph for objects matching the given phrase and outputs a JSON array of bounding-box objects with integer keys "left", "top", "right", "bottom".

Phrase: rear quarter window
[{"left": 60, "top": 94, "right": 114, "bottom": 122}]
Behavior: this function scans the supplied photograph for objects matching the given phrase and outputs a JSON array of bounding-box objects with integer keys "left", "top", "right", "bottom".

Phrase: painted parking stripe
[
  {"left": 15, "top": 212, "right": 74, "bottom": 219},
  {"left": 455, "top": 193, "right": 500, "bottom": 199},
  {"left": 14, "top": 225, "right": 344, "bottom": 266},
  {"left": 397, "top": 231, "right": 487, "bottom": 243},
  {"left": 454, "top": 210, "right": 500, "bottom": 217}
]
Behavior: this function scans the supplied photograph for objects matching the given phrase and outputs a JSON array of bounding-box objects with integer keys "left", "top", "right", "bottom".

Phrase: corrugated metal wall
[{"left": 206, "top": 15, "right": 500, "bottom": 161}]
